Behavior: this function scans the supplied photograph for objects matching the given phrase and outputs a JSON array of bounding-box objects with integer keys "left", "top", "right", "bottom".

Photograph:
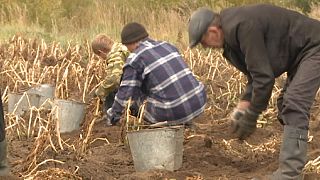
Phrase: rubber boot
[
  {"left": 271, "top": 126, "right": 308, "bottom": 180},
  {"left": 0, "top": 140, "right": 9, "bottom": 176},
  {"left": 253, "top": 125, "right": 308, "bottom": 180}
]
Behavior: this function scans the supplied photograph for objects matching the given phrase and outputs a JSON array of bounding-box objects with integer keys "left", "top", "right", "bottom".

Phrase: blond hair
[{"left": 91, "top": 34, "right": 114, "bottom": 56}]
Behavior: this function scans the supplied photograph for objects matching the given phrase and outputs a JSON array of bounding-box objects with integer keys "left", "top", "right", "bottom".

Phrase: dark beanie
[{"left": 121, "top": 22, "right": 149, "bottom": 44}]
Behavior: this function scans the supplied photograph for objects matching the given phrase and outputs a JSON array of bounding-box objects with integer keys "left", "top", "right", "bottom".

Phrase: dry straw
[
  {"left": 1, "top": 35, "right": 319, "bottom": 177},
  {"left": 1, "top": 35, "right": 105, "bottom": 177}
]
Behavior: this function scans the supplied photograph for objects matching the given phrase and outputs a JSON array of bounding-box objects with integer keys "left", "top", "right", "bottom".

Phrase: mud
[{"left": 7, "top": 113, "right": 320, "bottom": 179}]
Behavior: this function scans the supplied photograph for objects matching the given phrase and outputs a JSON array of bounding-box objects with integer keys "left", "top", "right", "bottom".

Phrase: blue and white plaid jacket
[{"left": 110, "top": 38, "right": 206, "bottom": 124}]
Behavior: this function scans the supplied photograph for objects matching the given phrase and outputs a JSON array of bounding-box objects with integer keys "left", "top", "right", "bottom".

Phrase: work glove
[
  {"left": 231, "top": 108, "right": 259, "bottom": 140},
  {"left": 102, "top": 108, "right": 120, "bottom": 126},
  {"left": 230, "top": 108, "right": 245, "bottom": 125}
]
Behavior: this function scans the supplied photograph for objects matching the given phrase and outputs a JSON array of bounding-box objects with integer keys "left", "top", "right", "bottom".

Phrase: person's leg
[
  {"left": 103, "top": 90, "right": 117, "bottom": 114},
  {"left": 271, "top": 52, "right": 320, "bottom": 180},
  {"left": 129, "top": 102, "right": 139, "bottom": 117},
  {"left": 98, "top": 90, "right": 118, "bottom": 126},
  {"left": 276, "top": 78, "right": 290, "bottom": 125},
  {"left": 0, "top": 92, "right": 9, "bottom": 176},
  {"left": 130, "top": 93, "right": 147, "bottom": 118}
]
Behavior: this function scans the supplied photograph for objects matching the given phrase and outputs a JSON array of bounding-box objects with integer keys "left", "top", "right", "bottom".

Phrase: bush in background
[{"left": 0, "top": 0, "right": 318, "bottom": 44}]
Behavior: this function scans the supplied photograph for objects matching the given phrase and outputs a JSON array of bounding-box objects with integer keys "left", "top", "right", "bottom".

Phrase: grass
[
  {"left": 0, "top": 0, "right": 192, "bottom": 46},
  {"left": 1, "top": 0, "right": 317, "bottom": 46},
  {"left": 310, "top": 5, "right": 320, "bottom": 19}
]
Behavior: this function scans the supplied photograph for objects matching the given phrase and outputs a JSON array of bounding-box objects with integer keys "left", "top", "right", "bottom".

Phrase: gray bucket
[
  {"left": 127, "top": 126, "right": 184, "bottom": 172},
  {"left": 53, "top": 99, "right": 86, "bottom": 133},
  {"left": 8, "top": 92, "right": 41, "bottom": 116},
  {"left": 27, "top": 84, "right": 55, "bottom": 109}
]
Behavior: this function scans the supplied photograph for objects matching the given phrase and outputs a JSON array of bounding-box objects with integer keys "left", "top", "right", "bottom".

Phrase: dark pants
[
  {"left": 103, "top": 91, "right": 117, "bottom": 114},
  {"left": 0, "top": 92, "right": 5, "bottom": 141},
  {"left": 277, "top": 51, "right": 320, "bottom": 130}
]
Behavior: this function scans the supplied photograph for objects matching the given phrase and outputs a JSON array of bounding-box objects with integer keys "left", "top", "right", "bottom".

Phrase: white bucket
[
  {"left": 127, "top": 126, "right": 184, "bottom": 172},
  {"left": 53, "top": 99, "right": 86, "bottom": 133},
  {"left": 8, "top": 92, "right": 41, "bottom": 116}
]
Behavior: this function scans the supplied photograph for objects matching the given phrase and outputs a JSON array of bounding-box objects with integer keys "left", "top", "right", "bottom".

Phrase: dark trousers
[
  {"left": 277, "top": 51, "right": 320, "bottom": 130},
  {"left": 0, "top": 92, "right": 5, "bottom": 141},
  {"left": 103, "top": 91, "right": 117, "bottom": 114}
]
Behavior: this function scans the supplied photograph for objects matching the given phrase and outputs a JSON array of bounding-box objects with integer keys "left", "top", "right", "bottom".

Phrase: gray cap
[{"left": 188, "top": 7, "right": 215, "bottom": 48}]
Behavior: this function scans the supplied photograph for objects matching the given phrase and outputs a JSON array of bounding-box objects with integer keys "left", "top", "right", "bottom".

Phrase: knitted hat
[{"left": 121, "top": 22, "right": 149, "bottom": 44}]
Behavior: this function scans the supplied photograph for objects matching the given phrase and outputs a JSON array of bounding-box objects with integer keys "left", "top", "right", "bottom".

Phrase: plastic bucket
[
  {"left": 127, "top": 126, "right": 184, "bottom": 172},
  {"left": 53, "top": 99, "right": 86, "bottom": 133},
  {"left": 8, "top": 92, "right": 41, "bottom": 116},
  {"left": 27, "top": 84, "right": 55, "bottom": 109}
]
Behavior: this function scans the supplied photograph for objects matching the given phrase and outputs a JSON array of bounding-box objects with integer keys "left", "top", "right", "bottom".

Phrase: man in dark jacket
[{"left": 188, "top": 4, "right": 320, "bottom": 180}]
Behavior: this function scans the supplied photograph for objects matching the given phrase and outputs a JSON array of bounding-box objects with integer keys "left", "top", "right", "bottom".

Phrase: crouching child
[{"left": 91, "top": 34, "right": 130, "bottom": 119}]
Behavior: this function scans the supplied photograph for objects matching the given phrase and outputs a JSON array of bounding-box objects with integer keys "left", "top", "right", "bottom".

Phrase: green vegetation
[{"left": 0, "top": 0, "right": 319, "bottom": 45}]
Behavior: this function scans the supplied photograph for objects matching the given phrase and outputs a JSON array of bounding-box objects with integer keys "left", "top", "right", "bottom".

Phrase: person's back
[
  {"left": 107, "top": 22, "right": 206, "bottom": 126},
  {"left": 221, "top": 4, "right": 320, "bottom": 77},
  {"left": 126, "top": 38, "right": 206, "bottom": 123}
]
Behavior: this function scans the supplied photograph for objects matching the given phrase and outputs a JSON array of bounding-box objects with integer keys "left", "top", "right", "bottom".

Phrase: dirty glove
[
  {"left": 104, "top": 108, "right": 120, "bottom": 126},
  {"left": 230, "top": 108, "right": 244, "bottom": 134},
  {"left": 231, "top": 108, "right": 259, "bottom": 140},
  {"left": 230, "top": 108, "right": 245, "bottom": 125}
]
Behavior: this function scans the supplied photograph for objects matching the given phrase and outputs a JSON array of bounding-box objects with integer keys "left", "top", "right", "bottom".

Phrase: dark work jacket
[{"left": 220, "top": 4, "right": 320, "bottom": 113}]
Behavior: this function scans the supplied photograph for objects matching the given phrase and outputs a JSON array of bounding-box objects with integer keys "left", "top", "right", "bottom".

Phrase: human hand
[
  {"left": 94, "top": 87, "right": 106, "bottom": 101},
  {"left": 231, "top": 109, "right": 259, "bottom": 140},
  {"left": 105, "top": 108, "right": 120, "bottom": 126}
]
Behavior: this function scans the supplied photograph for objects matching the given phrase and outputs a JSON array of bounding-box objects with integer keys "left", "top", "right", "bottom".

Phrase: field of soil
[
  {"left": 1, "top": 36, "right": 319, "bottom": 180},
  {"left": 7, "top": 111, "right": 320, "bottom": 180}
]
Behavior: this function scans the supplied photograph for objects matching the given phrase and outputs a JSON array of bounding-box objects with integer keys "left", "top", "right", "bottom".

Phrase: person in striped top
[
  {"left": 91, "top": 34, "right": 130, "bottom": 113},
  {"left": 106, "top": 22, "right": 207, "bottom": 126}
]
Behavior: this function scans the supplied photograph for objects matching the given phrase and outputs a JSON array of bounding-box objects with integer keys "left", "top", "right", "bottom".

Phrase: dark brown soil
[{"left": 7, "top": 113, "right": 320, "bottom": 180}]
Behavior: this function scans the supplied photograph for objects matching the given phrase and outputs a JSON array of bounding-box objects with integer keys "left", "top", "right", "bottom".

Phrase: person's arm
[
  {"left": 108, "top": 64, "right": 143, "bottom": 123},
  {"left": 232, "top": 75, "right": 251, "bottom": 124},
  {"left": 240, "top": 74, "right": 253, "bottom": 102},
  {"left": 230, "top": 21, "right": 275, "bottom": 140},
  {"left": 95, "top": 51, "right": 126, "bottom": 99},
  {"left": 238, "top": 21, "right": 275, "bottom": 114}
]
